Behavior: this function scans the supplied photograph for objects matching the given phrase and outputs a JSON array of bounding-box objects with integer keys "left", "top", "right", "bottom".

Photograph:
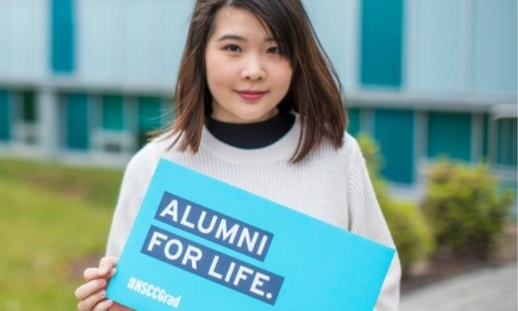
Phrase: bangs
[{"left": 229, "top": 1, "right": 299, "bottom": 66}]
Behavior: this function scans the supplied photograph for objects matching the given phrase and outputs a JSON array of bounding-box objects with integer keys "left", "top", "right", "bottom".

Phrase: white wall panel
[
  {"left": 78, "top": 0, "right": 122, "bottom": 82},
  {"left": 161, "top": 1, "right": 194, "bottom": 84},
  {"left": 471, "top": 0, "right": 517, "bottom": 94},
  {"left": 0, "top": 0, "right": 47, "bottom": 79},
  {"left": 78, "top": 0, "right": 194, "bottom": 86},
  {"left": 407, "top": 0, "right": 464, "bottom": 93},
  {"left": 121, "top": 1, "right": 162, "bottom": 83},
  {"left": 302, "top": 0, "right": 352, "bottom": 88},
  {"left": 0, "top": 2, "right": 11, "bottom": 77}
]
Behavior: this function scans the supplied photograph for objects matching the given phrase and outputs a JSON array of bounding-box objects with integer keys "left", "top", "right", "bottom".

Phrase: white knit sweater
[{"left": 106, "top": 115, "right": 401, "bottom": 310}]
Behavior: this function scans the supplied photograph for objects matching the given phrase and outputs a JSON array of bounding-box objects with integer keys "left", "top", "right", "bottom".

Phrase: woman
[{"left": 75, "top": 0, "right": 401, "bottom": 310}]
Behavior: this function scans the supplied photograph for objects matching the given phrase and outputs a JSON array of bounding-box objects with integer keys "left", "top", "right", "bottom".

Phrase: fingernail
[{"left": 100, "top": 290, "right": 106, "bottom": 298}]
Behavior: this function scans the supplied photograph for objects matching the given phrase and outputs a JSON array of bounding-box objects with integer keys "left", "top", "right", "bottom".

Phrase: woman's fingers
[
  {"left": 91, "top": 299, "right": 113, "bottom": 311},
  {"left": 98, "top": 257, "right": 118, "bottom": 276},
  {"left": 83, "top": 257, "right": 119, "bottom": 282},
  {"left": 76, "top": 257, "right": 120, "bottom": 310},
  {"left": 83, "top": 267, "right": 117, "bottom": 282},
  {"left": 83, "top": 268, "right": 99, "bottom": 281},
  {"left": 75, "top": 279, "right": 107, "bottom": 300},
  {"left": 77, "top": 289, "right": 108, "bottom": 311}
]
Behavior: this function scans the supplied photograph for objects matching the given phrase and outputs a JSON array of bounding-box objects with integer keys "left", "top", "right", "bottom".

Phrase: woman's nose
[{"left": 240, "top": 55, "right": 266, "bottom": 81}]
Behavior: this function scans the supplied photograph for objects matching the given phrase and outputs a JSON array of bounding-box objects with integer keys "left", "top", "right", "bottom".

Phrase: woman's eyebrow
[
  {"left": 217, "top": 34, "right": 276, "bottom": 42},
  {"left": 217, "top": 34, "right": 247, "bottom": 42}
]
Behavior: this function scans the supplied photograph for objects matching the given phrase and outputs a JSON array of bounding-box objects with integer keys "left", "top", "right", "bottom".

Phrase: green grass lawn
[{"left": 0, "top": 157, "right": 124, "bottom": 310}]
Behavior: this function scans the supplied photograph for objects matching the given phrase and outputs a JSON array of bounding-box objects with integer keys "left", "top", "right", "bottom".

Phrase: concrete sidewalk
[{"left": 400, "top": 263, "right": 517, "bottom": 311}]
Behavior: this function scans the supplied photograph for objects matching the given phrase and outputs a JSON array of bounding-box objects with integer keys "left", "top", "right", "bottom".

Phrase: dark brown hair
[{"left": 162, "top": 0, "right": 347, "bottom": 163}]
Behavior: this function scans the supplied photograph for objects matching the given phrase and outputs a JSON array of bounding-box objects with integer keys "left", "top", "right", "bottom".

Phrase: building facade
[{"left": 0, "top": 0, "right": 516, "bottom": 199}]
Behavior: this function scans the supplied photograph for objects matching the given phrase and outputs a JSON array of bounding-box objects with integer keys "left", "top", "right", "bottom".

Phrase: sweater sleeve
[
  {"left": 347, "top": 140, "right": 402, "bottom": 311},
  {"left": 105, "top": 150, "right": 156, "bottom": 257}
]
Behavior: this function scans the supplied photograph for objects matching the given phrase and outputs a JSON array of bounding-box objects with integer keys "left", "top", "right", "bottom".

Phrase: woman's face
[{"left": 205, "top": 7, "right": 293, "bottom": 124}]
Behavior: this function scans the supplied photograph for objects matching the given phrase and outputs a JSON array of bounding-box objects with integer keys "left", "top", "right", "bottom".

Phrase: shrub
[
  {"left": 422, "top": 160, "right": 514, "bottom": 259},
  {"left": 356, "top": 133, "right": 434, "bottom": 275},
  {"left": 382, "top": 200, "right": 435, "bottom": 274}
]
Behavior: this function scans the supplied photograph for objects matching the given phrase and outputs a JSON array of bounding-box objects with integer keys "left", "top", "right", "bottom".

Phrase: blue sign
[
  {"left": 154, "top": 192, "right": 274, "bottom": 261},
  {"left": 106, "top": 159, "right": 395, "bottom": 310}
]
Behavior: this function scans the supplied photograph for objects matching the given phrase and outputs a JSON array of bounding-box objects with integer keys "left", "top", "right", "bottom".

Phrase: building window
[
  {"left": 64, "top": 93, "right": 90, "bottom": 151},
  {"left": 137, "top": 97, "right": 164, "bottom": 148},
  {"left": 102, "top": 95, "right": 125, "bottom": 131},
  {"left": 51, "top": 0, "right": 75, "bottom": 73},
  {"left": 496, "top": 118, "right": 517, "bottom": 167},
  {"left": 428, "top": 112, "right": 472, "bottom": 162},
  {"left": 360, "top": 0, "right": 404, "bottom": 88},
  {"left": 347, "top": 108, "right": 361, "bottom": 136},
  {"left": 92, "top": 95, "right": 135, "bottom": 155},
  {"left": 0, "top": 90, "right": 11, "bottom": 142},
  {"left": 374, "top": 108, "right": 415, "bottom": 184},
  {"left": 14, "top": 91, "right": 39, "bottom": 146}
]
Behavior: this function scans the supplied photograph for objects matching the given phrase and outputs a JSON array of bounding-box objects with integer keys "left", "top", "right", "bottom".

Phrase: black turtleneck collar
[{"left": 205, "top": 111, "right": 296, "bottom": 149}]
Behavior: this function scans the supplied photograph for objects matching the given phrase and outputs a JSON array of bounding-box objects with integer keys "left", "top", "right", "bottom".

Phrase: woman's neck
[{"left": 205, "top": 110, "right": 296, "bottom": 149}]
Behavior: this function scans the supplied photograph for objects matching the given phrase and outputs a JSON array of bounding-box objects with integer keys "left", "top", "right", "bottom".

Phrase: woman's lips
[{"left": 236, "top": 91, "right": 266, "bottom": 101}]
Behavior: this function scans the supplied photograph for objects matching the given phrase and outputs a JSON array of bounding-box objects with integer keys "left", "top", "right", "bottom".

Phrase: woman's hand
[{"left": 75, "top": 257, "right": 129, "bottom": 311}]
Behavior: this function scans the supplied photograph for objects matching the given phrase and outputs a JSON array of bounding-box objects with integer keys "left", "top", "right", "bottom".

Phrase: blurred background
[{"left": 0, "top": 0, "right": 516, "bottom": 310}]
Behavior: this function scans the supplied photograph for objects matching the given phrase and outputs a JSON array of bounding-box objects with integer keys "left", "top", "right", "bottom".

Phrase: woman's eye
[
  {"left": 224, "top": 44, "right": 241, "bottom": 53},
  {"left": 267, "top": 46, "right": 280, "bottom": 54}
]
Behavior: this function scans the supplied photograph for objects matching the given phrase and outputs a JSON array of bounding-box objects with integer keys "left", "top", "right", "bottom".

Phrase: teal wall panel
[
  {"left": 361, "top": 0, "right": 403, "bottom": 87},
  {"left": 66, "top": 94, "right": 89, "bottom": 150},
  {"left": 51, "top": 0, "right": 75, "bottom": 73},
  {"left": 347, "top": 108, "right": 361, "bottom": 136},
  {"left": 102, "top": 95, "right": 124, "bottom": 131},
  {"left": 482, "top": 114, "right": 489, "bottom": 160},
  {"left": 138, "top": 97, "right": 162, "bottom": 147},
  {"left": 0, "top": 91, "right": 11, "bottom": 142},
  {"left": 374, "top": 109, "right": 415, "bottom": 184},
  {"left": 428, "top": 112, "right": 472, "bottom": 161},
  {"left": 159, "top": 98, "right": 175, "bottom": 128},
  {"left": 496, "top": 118, "right": 517, "bottom": 166}
]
